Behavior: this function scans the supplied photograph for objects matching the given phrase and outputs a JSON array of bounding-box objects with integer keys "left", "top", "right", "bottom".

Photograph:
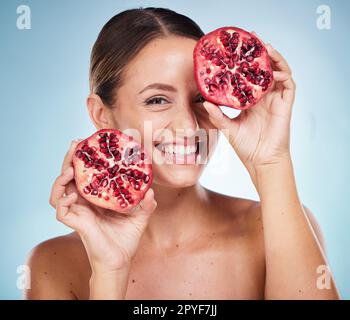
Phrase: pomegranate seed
[
  {"left": 85, "top": 162, "right": 93, "bottom": 168},
  {"left": 76, "top": 150, "right": 83, "bottom": 158},
  {"left": 110, "top": 180, "right": 116, "bottom": 189},
  {"left": 101, "top": 179, "right": 108, "bottom": 187},
  {"left": 125, "top": 194, "right": 132, "bottom": 201},
  {"left": 83, "top": 186, "right": 91, "bottom": 194}
]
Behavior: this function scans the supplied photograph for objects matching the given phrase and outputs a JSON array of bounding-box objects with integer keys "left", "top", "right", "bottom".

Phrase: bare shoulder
[
  {"left": 25, "top": 232, "right": 90, "bottom": 299},
  {"left": 205, "top": 188, "right": 325, "bottom": 252},
  {"left": 204, "top": 188, "right": 262, "bottom": 237}
]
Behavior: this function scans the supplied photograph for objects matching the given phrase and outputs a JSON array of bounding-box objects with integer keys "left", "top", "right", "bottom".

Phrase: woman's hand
[
  {"left": 49, "top": 141, "right": 157, "bottom": 277},
  {"left": 203, "top": 42, "right": 296, "bottom": 183},
  {"left": 202, "top": 40, "right": 340, "bottom": 300}
]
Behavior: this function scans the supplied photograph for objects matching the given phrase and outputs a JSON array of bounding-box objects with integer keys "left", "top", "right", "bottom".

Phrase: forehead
[{"left": 122, "top": 36, "right": 197, "bottom": 88}]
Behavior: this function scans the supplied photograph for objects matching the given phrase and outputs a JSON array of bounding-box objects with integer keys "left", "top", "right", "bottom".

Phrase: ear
[{"left": 86, "top": 93, "right": 116, "bottom": 130}]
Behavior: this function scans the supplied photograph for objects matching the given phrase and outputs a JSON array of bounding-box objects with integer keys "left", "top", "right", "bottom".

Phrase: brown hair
[{"left": 89, "top": 7, "right": 204, "bottom": 107}]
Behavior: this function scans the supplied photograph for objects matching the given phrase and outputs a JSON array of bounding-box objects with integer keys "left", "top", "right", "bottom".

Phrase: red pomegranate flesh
[
  {"left": 73, "top": 129, "right": 152, "bottom": 213},
  {"left": 194, "top": 27, "right": 273, "bottom": 110}
]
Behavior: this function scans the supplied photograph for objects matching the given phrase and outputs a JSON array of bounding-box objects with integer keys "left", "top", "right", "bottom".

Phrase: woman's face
[{"left": 110, "top": 36, "right": 217, "bottom": 188}]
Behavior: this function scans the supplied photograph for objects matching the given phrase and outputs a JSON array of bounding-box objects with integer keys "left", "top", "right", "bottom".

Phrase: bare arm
[
  {"left": 256, "top": 157, "right": 339, "bottom": 299},
  {"left": 203, "top": 40, "right": 339, "bottom": 299}
]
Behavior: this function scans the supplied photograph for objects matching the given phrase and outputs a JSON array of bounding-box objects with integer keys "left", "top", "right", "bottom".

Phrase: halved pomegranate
[
  {"left": 73, "top": 129, "right": 152, "bottom": 213},
  {"left": 194, "top": 27, "right": 273, "bottom": 110}
]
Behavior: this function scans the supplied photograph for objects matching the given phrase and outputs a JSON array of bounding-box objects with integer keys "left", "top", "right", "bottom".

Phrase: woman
[{"left": 25, "top": 7, "right": 339, "bottom": 299}]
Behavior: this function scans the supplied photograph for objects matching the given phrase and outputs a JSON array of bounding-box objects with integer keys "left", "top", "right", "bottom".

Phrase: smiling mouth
[
  {"left": 155, "top": 140, "right": 204, "bottom": 164},
  {"left": 156, "top": 142, "right": 199, "bottom": 155}
]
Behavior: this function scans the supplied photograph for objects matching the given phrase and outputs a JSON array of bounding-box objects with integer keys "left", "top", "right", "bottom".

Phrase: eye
[
  {"left": 195, "top": 94, "right": 205, "bottom": 104},
  {"left": 145, "top": 96, "right": 170, "bottom": 105}
]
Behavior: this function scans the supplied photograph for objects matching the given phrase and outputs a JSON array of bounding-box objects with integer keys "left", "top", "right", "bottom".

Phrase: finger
[
  {"left": 281, "top": 76, "right": 296, "bottom": 104},
  {"left": 138, "top": 188, "right": 157, "bottom": 214},
  {"left": 49, "top": 166, "right": 74, "bottom": 208},
  {"left": 273, "top": 71, "right": 290, "bottom": 82},
  {"left": 56, "top": 196, "right": 95, "bottom": 232},
  {"left": 56, "top": 192, "right": 80, "bottom": 228},
  {"left": 265, "top": 44, "right": 292, "bottom": 74},
  {"left": 203, "top": 101, "right": 232, "bottom": 129},
  {"left": 273, "top": 71, "right": 296, "bottom": 103},
  {"left": 202, "top": 101, "right": 239, "bottom": 139},
  {"left": 61, "top": 140, "right": 81, "bottom": 173}
]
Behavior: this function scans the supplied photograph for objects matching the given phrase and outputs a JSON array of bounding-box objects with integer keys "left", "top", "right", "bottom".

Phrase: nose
[{"left": 171, "top": 101, "right": 199, "bottom": 132}]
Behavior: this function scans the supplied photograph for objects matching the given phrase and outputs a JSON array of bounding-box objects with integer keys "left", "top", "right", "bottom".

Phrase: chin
[
  {"left": 150, "top": 138, "right": 210, "bottom": 188},
  {"left": 152, "top": 164, "right": 205, "bottom": 188}
]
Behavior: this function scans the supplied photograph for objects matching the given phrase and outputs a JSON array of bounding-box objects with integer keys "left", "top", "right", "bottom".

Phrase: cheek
[
  {"left": 143, "top": 109, "right": 177, "bottom": 141},
  {"left": 111, "top": 107, "right": 136, "bottom": 131}
]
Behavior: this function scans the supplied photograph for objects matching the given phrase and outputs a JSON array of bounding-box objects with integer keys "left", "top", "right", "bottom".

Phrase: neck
[{"left": 144, "top": 183, "right": 210, "bottom": 248}]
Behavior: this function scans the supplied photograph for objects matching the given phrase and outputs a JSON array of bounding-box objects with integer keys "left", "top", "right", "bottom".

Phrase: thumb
[
  {"left": 128, "top": 188, "right": 157, "bottom": 221},
  {"left": 202, "top": 101, "right": 239, "bottom": 138},
  {"left": 55, "top": 192, "right": 85, "bottom": 231},
  {"left": 138, "top": 188, "right": 157, "bottom": 215}
]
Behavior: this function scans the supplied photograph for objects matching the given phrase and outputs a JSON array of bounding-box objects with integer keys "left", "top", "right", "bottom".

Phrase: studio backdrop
[{"left": 0, "top": 0, "right": 349, "bottom": 299}]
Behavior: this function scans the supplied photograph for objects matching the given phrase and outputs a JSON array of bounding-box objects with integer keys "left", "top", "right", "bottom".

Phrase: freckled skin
[{"left": 26, "top": 193, "right": 266, "bottom": 299}]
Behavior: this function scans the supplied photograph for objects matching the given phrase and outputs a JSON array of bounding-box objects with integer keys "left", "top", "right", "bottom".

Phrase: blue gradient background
[{"left": 1, "top": 0, "right": 349, "bottom": 299}]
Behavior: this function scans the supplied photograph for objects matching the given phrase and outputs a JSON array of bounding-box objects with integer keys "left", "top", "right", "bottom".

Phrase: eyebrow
[{"left": 138, "top": 83, "right": 177, "bottom": 94}]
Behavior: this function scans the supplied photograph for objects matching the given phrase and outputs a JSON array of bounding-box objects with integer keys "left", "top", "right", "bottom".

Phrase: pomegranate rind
[
  {"left": 72, "top": 129, "right": 153, "bottom": 213},
  {"left": 194, "top": 26, "right": 274, "bottom": 110}
]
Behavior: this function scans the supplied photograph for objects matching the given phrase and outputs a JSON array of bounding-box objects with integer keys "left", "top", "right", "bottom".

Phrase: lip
[
  {"left": 154, "top": 141, "right": 204, "bottom": 165},
  {"left": 155, "top": 141, "right": 198, "bottom": 148},
  {"left": 155, "top": 141, "right": 199, "bottom": 152}
]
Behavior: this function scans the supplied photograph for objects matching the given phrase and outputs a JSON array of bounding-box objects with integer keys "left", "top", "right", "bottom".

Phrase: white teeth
[
  {"left": 161, "top": 144, "right": 196, "bottom": 155},
  {"left": 187, "top": 145, "right": 196, "bottom": 153},
  {"left": 164, "top": 145, "right": 174, "bottom": 154}
]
